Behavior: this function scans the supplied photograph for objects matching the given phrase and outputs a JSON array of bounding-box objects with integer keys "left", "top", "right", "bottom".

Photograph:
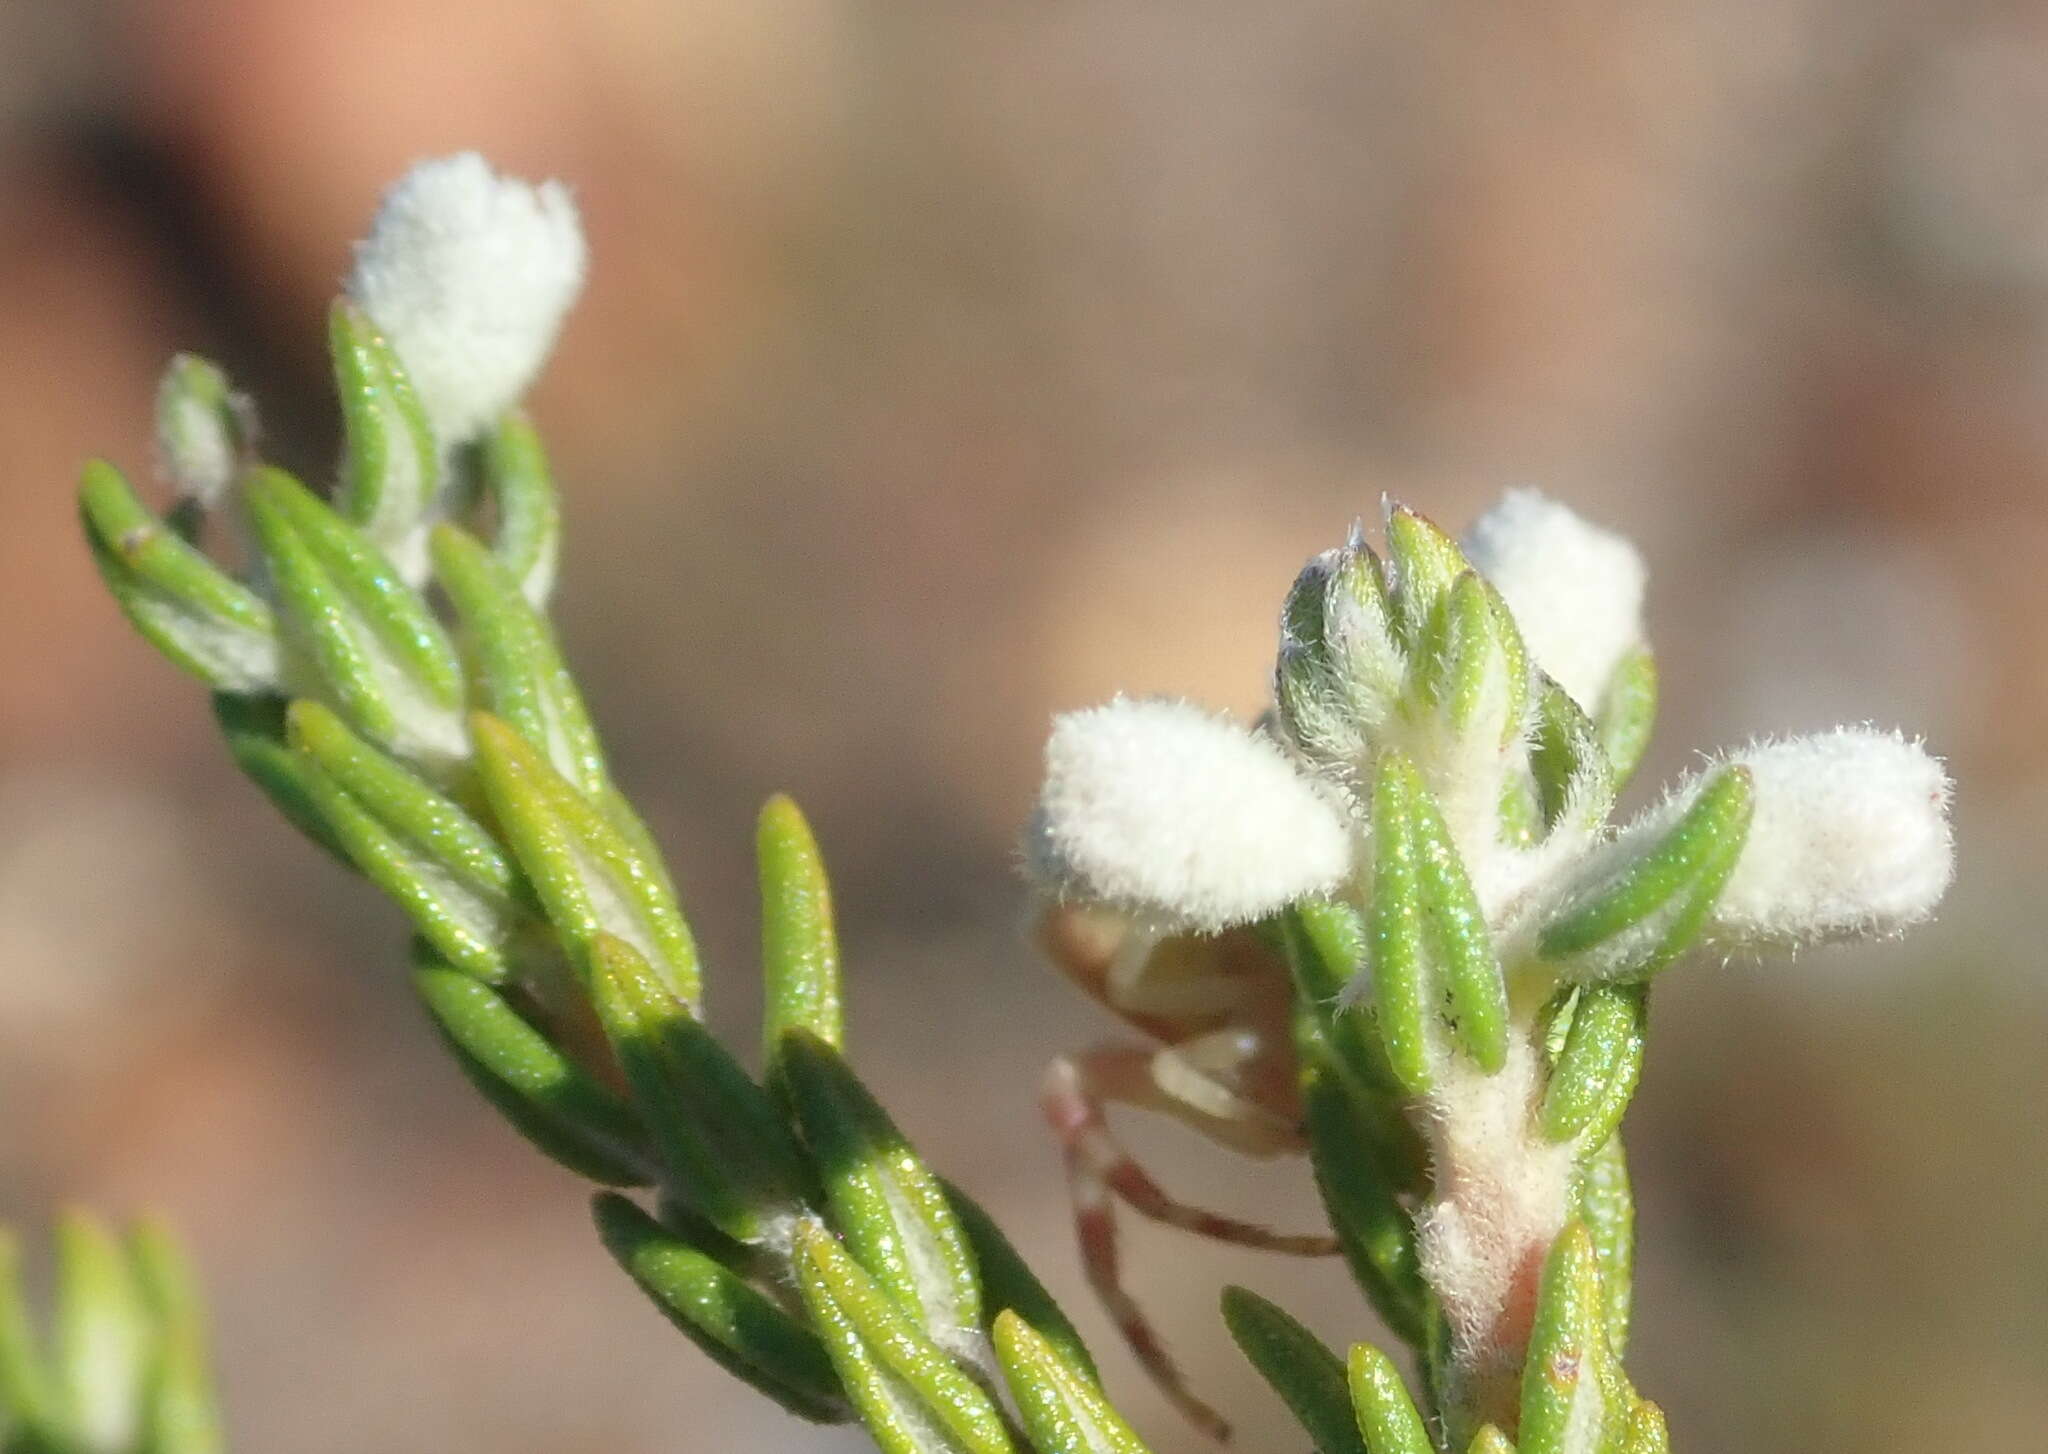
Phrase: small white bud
[
  {"left": 154, "top": 355, "right": 251, "bottom": 509},
  {"left": 1710, "top": 727, "right": 1954, "bottom": 947},
  {"left": 345, "top": 153, "right": 586, "bottom": 449},
  {"left": 1026, "top": 698, "right": 1354, "bottom": 932},
  {"left": 1461, "top": 490, "right": 1645, "bottom": 713}
]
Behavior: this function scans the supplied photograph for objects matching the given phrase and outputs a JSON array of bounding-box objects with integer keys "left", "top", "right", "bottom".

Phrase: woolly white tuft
[
  {"left": 1027, "top": 698, "right": 1353, "bottom": 932},
  {"left": 156, "top": 393, "right": 235, "bottom": 509},
  {"left": 1710, "top": 727, "right": 1954, "bottom": 947},
  {"left": 345, "top": 153, "right": 586, "bottom": 449},
  {"left": 1460, "top": 489, "right": 1646, "bottom": 713}
]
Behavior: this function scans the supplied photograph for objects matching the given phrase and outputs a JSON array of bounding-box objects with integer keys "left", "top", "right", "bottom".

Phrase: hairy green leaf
[
  {"left": 780, "top": 1032, "right": 980, "bottom": 1343},
  {"left": 588, "top": 934, "right": 807, "bottom": 1245},
  {"left": 1368, "top": 752, "right": 1433, "bottom": 1094},
  {"left": 758, "top": 795, "right": 844, "bottom": 1075},
  {"left": 471, "top": 712, "right": 699, "bottom": 1004},
  {"left": 290, "top": 700, "right": 523, "bottom": 980},
  {"left": 1345, "top": 1342, "right": 1435, "bottom": 1454},
  {"left": 476, "top": 411, "right": 561, "bottom": 606},
  {"left": 415, "top": 957, "right": 652, "bottom": 1186},
  {"left": 1221, "top": 1287, "right": 1364, "bottom": 1454},
  {"left": 1538, "top": 766, "right": 1754, "bottom": 981},
  {"left": 431, "top": 524, "right": 606, "bottom": 796},
  {"left": 938, "top": 1181, "right": 1095, "bottom": 1383},
  {"left": 79, "top": 461, "right": 278, "bottom": 693},
  {"left": 793, "top": 1221, "right": 1017, "bottom": 1454},
  {"left": 329, "top": 300, "right": 437, "bottom": 562},
  {"left": 129, "top": 1221, "right": 225, "bottom": 1454},
  {"left": 993, "top": 1311, "right": 1151, "bottom": 1454},
  {"left": 243, "top": 467, "right": 463, "bottom": 764},
  {"left": 593, "top": 1194, "right": 848, "bottom": 1423}
]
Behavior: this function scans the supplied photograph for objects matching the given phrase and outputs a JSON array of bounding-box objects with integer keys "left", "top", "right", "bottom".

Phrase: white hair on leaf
[
  {"left": 1027, "top": 698, "right": 1354, "bottom": 932},
  {"left": 1460, "top": 489, "right": 1646, "bottom": 713},
  {"left": 1709, "top": 727, "right": 1954, "bottom": 948},
  {"left": 345, "top": 153, "right": 587, "bottom": 449}
]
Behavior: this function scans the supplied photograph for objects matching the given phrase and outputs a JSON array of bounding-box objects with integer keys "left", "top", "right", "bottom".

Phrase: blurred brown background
[{"left": 3, "top": 1, "right": 2044, "bottom": 1449}]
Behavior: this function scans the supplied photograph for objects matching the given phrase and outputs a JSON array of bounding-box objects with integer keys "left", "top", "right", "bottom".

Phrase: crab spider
[{"left": 1035, "top": 899, "right": 1336, "bottom": 1441}]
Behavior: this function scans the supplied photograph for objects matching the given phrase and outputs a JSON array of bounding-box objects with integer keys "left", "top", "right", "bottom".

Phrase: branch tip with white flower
[{"left": 345, "top": 152, "right": 587, "bottom": 451}]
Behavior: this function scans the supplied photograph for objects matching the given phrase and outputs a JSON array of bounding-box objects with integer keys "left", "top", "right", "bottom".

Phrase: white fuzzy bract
[
  {"left": 1709, "top": 727, "right": 1954, "bottom": 947},
  {"left": 1461, "top": 489, "right": 1645, "bottom": 713},
  {"left": 1027, "top": 698, "right": 1353, "bottom": 932},
  {"left": 345, "top": 153, "right": 587, "bottom": 449}
]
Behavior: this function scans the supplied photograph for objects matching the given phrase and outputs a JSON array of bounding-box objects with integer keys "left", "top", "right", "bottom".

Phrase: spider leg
[{"left": 1042, "top": 1042, "right": 1339, "bottom": 1441}]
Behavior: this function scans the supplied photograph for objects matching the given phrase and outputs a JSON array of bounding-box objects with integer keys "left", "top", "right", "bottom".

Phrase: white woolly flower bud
[
  {"left": 154, "top": 355, "right": 250, "bottom": 510},
  {"left": 345, "top": 153, "right": 586, "bottom": 449},
  {"left": 1026, "top": 698, "right": 1354, "bottom": 932},
  {"left": 1460, "top": 489, "right": 1645, "bottom": 713},
  {"left": 1709, "top": 727, "right": 1954, "bottom": 947}
]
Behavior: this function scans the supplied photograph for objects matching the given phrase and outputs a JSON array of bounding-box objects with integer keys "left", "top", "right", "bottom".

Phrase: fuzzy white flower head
[
  {"left": 1711, "top": 727, "right": 1954, "bottom": 947},
  {"left": 1460, "top": 489, "right": 1645, "bottom": 712},
  {"left": 1026, "top": 698, "right": 1353, "bottom": 932},
  {"left": 345, "top": 153, "right": 586, "bottom": 449}
]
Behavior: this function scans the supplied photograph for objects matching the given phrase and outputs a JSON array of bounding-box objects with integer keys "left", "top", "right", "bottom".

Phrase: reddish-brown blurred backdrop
[{"left": 3, "top": 3, "right": 2044, "bottom": 1450}]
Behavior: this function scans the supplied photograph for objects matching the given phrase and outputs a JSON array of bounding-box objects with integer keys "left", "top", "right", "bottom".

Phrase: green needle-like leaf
[
  {"left": 471, "top": 712, "right": 700, "bottom": 1004},
  {"left": 1429, "top": 574, "right": 1501, "bottom": 735},
  {"left": 210, "top": 694, "right": 353, "bottom": 864},
  {"left": 290, "top": 700, "right": 524, "bottom": 980},
  {"left": 1282, "top": 548, "right": 1335, "bottom": 658},
  {"left": 1221, "top": 1287, "right": 1365, "bottom": 1454},
  {"left": 592, "top": 1194, "right": 849, "bottom": 1424},
  {"left": 1344, "top": 1342, "right": 1434, "bottom": 1454},
  {"left": 1385, "top": 505, "right": 1468, "bottom": 647},
  {"left": 1516, "top": 1224, "right": 1609, "bottom": 1454},
  {"left": 1539, "top": 985, "right": 1645, "bottom": 1144},
  {"left": 1538, "top": 766, "right": 1754, "bottom": 981},
  {"left": 1278, "top": 542, "right": 1404, "bottom": 749},
  {"left": 780, "top": 1032, "right": 980, "bottom": 1342},
  {"left": 1329, "top": 544, "right": 1403, "bottom": 700},
  {"left": 1574, "top": 1137, "right": 1635, "bottom": 1359},
  {"left": 129, "top": 1220, "right": 224, "bottom": 1454},
  {"left": 937, "top": 1181, "right": 1096, "bottom": 1383},
  {"left": 1407, "top": 769, "right": 1508, "bottom": 1073},
  {"left": 477, "top": 412, "right": 561, "bottom": 605},
  {"left": 1466, "top": 1426, "right": 1517, "bottom": 1454},
  {"left": 79, "top": 460, "right": 279, "bottom": 693},
  {"left": 793, "top": 1221, "right": 1019, "bottom": 1454},
  {"left": 1528, "top": 685, "right": 1611, "bottom": 834},
  {"left": 1368, "top": 753, "right": 1433, "bottom": 1094},
  {"left": 329, "top": 301, "right": 438, "bottom": 559},
  {"left": 431, "top": 524, "right": 607, "bottom": 796},
  {"left": 1287, "top": 899, "right": 1402, "bottom": 1097},
  {"left": 1574, "top": 1008, "right": 1646, "bottom": 1156},
  {"left": 1479, "top": 578, "right": 1531, "bottom": 746},
  {"left": 758, "top": 796, "right": 845, "bottom": 1076},
  {"left": 415, "top": 958, "right": 653, "bottom": 1186},
  {"left": 53, "top": 1211, "right": 150, "bottom": 1453},
  {"left": 1621, "top": 1400, "right": 1668, "bottom": 1453},
  {"left": 588, "top": 933, "right": 808, "bottom": 1245},
  {"left": 243, "top": 467, "right": 464, "bottom": 763},
  {"left": 992, "top": 1311, "right": 1151, "bottom": 1454},
  {"left": 0, "top": 1232, "right": 56, "bottom": 1441},
  {"left": 1594, "top": 648, "right": 1657, "bottom": 790},
  {"left": 1301, "top": 1070, "right": 1430, "bottom": 1347}
]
